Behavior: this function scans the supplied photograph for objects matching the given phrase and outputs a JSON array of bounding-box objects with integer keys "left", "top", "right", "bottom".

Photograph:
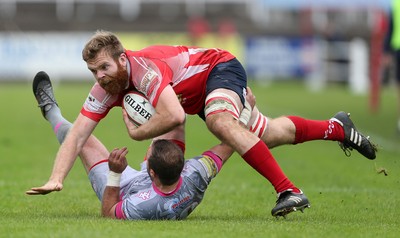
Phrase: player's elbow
[
  {"left": 101, "top": 210, "right": 117, "bottom": 219},
  {"left": 171, "top": 110, "right": 186, "bottom": 126},
  {"left": 101, "top": 202, "right": 118, "bottom": 219},
  {"left": 101, "top": 208, "right": 112, "bottom": 218},
  {"left": 157, "top": 103, "right": 185, "bottom": 125},
  {"left": 156, "top": 110, "right": 185, "bottom": 136}
]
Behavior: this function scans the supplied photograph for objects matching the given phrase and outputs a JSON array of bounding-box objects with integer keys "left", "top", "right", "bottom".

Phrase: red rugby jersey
[{"left": 81, "top": 45, "right": 235, "bottom": 122}]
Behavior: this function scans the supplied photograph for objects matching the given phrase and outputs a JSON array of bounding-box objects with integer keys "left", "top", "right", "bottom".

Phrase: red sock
[
  {"left": 242, "top": 140, "right": 299, "bottom": 193},
  {"left": 287, "top": 116, "right": 345, "bottom": 144}
]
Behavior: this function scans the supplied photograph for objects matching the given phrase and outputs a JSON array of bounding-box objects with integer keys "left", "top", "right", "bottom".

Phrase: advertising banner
[
  {"left": 0, "top": 32, "right": 242, "bottom": 81},
  {"left": 245, "top": 36, "right": 318, "bottom": 80}
]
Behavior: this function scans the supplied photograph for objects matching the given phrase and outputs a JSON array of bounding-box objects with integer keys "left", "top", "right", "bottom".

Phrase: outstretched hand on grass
[{"left": 26, "top": 180, "right": 63, "bottom": 195}]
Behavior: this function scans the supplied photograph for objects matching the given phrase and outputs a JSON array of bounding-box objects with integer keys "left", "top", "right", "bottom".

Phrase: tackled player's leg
[{"left": 33, "top": 71, "right": 110, "bottom": 174}]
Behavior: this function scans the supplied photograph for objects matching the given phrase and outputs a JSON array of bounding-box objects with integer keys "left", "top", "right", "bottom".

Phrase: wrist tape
[
  {"left": 239, "top": 100, "right": 252, "bottom": 126},
  {"left": 106, "top": 171, "right": 121, "bottom": 187}
]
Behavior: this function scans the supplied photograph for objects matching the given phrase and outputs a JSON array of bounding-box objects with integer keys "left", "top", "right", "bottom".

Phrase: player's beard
[{"left": 101, "top": 63, "right": 129, "bottom": 95}]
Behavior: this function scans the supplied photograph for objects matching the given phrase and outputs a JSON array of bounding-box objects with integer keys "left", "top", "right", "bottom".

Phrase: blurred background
[{"left": 0, "top": 0, "right": 394, "bottom": 113}]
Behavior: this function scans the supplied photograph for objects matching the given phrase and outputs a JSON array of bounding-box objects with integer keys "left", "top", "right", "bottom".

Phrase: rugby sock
[
  {"left": 45, "top": 105, "right": 71, "bottom": 144},
  {"left": 242, "top": 140, "right": 300, "bottom": 193},
  {"left": 287, "top": 116, "right": 345, "bottom": 144},
  {"left": 53, "top": 121, "right": 72, "bottom": 144}
]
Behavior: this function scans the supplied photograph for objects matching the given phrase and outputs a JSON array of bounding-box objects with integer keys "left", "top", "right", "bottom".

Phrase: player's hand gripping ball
[{"left": 122, "top": 91, "right": 155, "bottom": 127}]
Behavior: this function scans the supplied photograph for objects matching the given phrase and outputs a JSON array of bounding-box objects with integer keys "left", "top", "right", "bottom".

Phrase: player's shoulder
[
  {"left": 127, "top": 45, "right": 187, "bottom": 59},
  {"left": 86, "top": 83, "right": 121, "bottom": 105},
  {"left": 81, "top": 82, "right": 122, "bottom": 120}
]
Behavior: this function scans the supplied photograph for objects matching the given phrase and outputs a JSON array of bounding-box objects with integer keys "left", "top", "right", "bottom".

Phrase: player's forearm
[
  {"left": 101, "top": 186, "right": 119, "bottom": 218},
  {"left": 130, "top": 111, "right": 184, "bottom": 141},
  {"left": 48, "top": 136, "right": 81, "bottom": 183},
  {"left": 127, "top": 84, "right": 185, "bottom": 141},
  {"left": 208, "top": 143, "right": 235, "bottom": 163},
  {"left": 49, "top": 115, "right": 96, "bottom": 182}
]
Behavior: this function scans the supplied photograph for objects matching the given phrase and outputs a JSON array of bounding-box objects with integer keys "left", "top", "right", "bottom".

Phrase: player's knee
[{"left": 206, "top": 113, "right": 237, "bottom": 138}]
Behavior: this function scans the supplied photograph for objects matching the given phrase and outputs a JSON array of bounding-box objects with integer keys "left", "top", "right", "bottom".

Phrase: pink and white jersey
[
  {"left": 88, "top": 151, "right": 223, "bottom": 220},
  {"left": 115, "top": 152, "right": 221, "bottom": 220},
  {"left": 81, "top": 45, "right": 235, "bottom": 122}
]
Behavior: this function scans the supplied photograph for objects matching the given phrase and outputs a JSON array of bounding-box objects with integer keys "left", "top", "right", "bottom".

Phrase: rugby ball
[{"left": 122, "top": 91, "right": 155, "bottom": 127}]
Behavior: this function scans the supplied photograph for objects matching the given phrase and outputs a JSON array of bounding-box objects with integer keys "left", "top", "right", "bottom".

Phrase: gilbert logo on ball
[{"left": 122, "top": 91, "right": 155, "bottom": 127}]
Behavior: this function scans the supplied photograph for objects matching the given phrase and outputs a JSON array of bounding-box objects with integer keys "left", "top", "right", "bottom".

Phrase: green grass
[{"left": 1, "top": 80, "right": 399, "bottom": 238}]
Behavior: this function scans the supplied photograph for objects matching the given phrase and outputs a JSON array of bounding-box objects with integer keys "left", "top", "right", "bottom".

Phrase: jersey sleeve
[
  {"left": 115, "top": 201, "right": 127, "bottom": 219},
  {"left": 185, "top": 151, "right": 223, "bottom": 185},
  {"left": 80, "top": 83, "right": 122, "bottom": 122}
]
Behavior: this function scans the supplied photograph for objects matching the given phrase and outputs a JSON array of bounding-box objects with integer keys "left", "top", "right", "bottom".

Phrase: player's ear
[
  {"left": 148, "top": 168, "right": 156, "bottom": 181},
  {"left": 119, "top": 53, "right": 127, "bottom": 65}
]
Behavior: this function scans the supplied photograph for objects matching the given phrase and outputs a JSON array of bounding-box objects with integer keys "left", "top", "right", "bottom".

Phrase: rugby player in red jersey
[{"left": 27, "top": 30, "right": 376, "bottom": 217}]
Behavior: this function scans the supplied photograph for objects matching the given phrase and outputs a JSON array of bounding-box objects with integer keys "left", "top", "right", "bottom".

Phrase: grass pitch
[{"left": 0, "top": 80, "right": 399, "bottom": 238}]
